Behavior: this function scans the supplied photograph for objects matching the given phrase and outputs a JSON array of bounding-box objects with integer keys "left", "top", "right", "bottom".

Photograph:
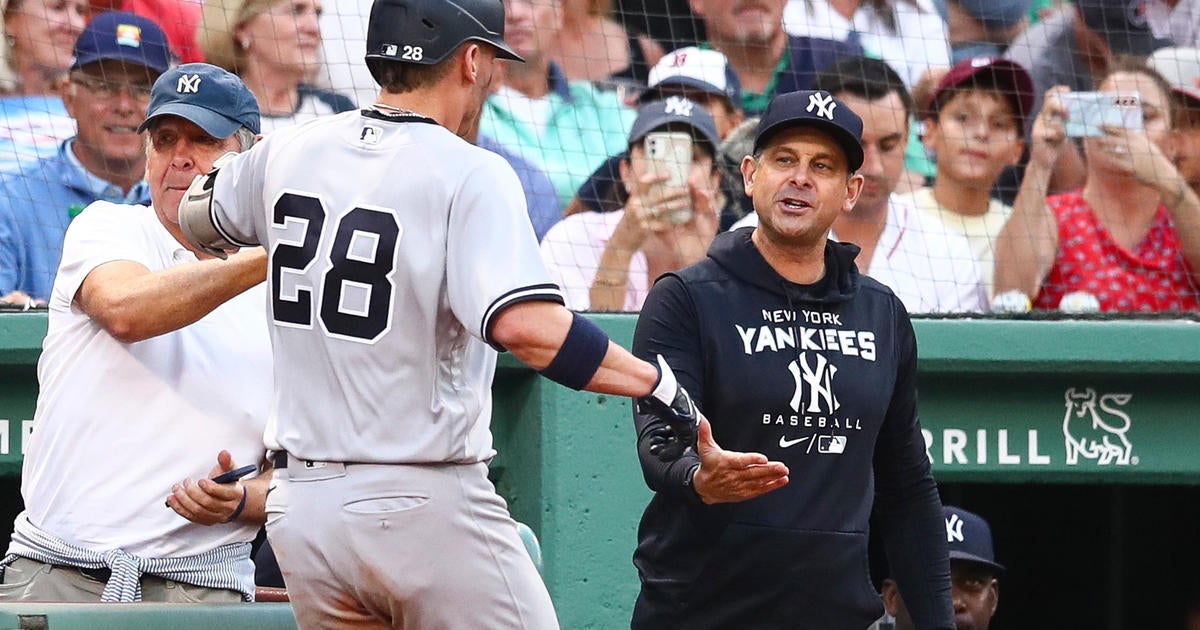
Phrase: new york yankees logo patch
[
  {"left": 806, "top": 92, "right": 836, "bottom": 119},
  {"left": 177, "top": 74, "right": 201, "bottom": 94}
]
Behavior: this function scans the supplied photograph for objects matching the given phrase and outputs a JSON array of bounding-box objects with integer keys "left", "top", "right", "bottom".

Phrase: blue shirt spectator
[
  {"left": 477, "top": 134, "right": 562, "bottom": 241},
  {"left": 0, "top": 139, "right": 152, "bottom": 302},
  {"left": 0, "top": 96, "right": 75, "bottom": 174},
  {"left": 0, "top": 11, "right": 169, "bottom": 303}
]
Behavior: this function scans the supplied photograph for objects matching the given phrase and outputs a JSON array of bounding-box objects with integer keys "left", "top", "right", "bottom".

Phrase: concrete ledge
[{"left": 0, "top": 602, "right": 296, "bottom": 630}]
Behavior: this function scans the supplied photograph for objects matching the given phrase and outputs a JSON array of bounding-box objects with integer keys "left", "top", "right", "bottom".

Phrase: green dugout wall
[{"left": 2, "top": 312, "right": 1199, "bottom": 629}]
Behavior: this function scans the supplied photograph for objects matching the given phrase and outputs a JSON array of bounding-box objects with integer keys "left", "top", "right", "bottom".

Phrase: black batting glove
[{"left": 635, "top": 355, "right": 700, "bottom": 462}]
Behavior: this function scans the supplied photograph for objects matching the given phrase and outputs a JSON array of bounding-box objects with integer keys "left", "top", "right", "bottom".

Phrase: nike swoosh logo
[{"left": 779, "top": 435, "right": 812, "bottom": 449}]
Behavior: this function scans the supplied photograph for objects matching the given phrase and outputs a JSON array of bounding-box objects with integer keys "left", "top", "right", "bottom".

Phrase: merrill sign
[{"left": 923, "top": 388, "right": 1139, "bottom": 467}]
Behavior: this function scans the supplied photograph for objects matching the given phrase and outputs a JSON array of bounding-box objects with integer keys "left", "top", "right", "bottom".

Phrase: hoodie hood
[{"left": 708, "top": 228, "right": 861, "bottom": 305}]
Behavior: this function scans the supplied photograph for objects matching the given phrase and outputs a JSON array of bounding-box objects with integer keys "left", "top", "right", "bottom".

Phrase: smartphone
[
  {"left": 643, "top": 131, "right": 694, "bottom": 224},
  {"left": 1060, "top": 91, "right": 1143, "bottom": 137},
  {"left": 211, "top": 464, "right": 257, "bottom": 484}
]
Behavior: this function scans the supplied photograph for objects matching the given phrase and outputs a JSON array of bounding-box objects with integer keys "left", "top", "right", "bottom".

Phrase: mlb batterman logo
[{"left": 177, "top": 74, "right": 201, "bottom": 94}]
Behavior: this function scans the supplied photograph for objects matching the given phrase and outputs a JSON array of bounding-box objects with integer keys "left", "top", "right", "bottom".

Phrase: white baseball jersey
[{"left": 207, "top": 110, "right": 563, "bottom": 464}]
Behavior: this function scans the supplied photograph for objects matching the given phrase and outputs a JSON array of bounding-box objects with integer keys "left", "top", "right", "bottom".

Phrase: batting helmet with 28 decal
[{"left": 365, "top": 0, "right": 523, "bottom": 74}]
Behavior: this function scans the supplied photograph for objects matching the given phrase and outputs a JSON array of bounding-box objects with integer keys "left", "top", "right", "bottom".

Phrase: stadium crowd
[
  {"left": 0, "top": 0, "right": 1198, "bottom": 628},
  {"left": 1, "top": 0, "right": 1199, "bottom": 314}
]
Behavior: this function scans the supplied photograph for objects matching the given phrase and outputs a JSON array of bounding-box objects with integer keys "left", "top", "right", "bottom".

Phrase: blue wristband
[
  {"left": 539, "top": 313, "right": 610, "bottom": 390},
  {"left": 223, "top": 486, "right": 248, "bottom": 524}
]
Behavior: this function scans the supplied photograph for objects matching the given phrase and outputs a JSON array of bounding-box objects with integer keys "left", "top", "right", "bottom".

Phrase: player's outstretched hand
[
  {"left": 165, "top": 449, "right": 248, "bottom": 526},
  {"left": 635, "top": 355, "right": 701, "bottom": 462},
  {"left": 693, "top": 418, "right": 789, "bottom": 505}
]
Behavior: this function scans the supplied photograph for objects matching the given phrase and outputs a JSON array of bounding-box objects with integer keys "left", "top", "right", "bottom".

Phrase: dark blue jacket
[{"left": 630, "top": 229, "right": 953, "bottom": 630}]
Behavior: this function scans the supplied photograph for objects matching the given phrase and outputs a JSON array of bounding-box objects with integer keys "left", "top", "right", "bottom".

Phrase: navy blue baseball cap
[
  {"left": 629, "top": 96, "right": 721, "bottom": 154},
  {"left": 137, "top": 63, "right": 261, "bottom": 137},
  {"left": 944, "top": 506, "right": 1005, "bottom": 574},
  {"left": 71, "top": 11, "right": 171, "bottom": 74},
  {"left": 753, "top": 90, "right": 864, "bottom": 171}
]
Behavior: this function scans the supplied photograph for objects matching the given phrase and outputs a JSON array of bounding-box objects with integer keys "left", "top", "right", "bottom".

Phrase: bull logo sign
[{"left": 1062, "top": 387, "right": 1135, "bottom": 466}]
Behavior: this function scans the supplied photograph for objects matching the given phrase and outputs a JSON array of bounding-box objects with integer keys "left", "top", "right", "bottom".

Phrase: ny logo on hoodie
[{"left": 787, "top": 352, "right": 840, "bottom": 414}]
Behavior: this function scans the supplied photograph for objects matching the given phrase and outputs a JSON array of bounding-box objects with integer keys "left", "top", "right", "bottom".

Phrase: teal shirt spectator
[
  {"left": 0, "top": 139, "right": 151, "bottom": 301},
  {"left": 0, "top": 96, "right": 76, "bottom": 174},
  {"left": 479, "top": 63, "right": 635, "bottom": 210}
]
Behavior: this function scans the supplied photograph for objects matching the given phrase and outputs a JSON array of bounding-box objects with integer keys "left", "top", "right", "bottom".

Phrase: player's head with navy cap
[
  {"left": 883, "top": 505, "right": 1003, "bottom": 630},
  {"left": 740, "top": 89, "right": 866, "bottom": 247},
  {"left": 943, "top": 505, "right": 1004, "bottom": 574},
  {"left": 752, "top": 89, "right": 865, "bottom": 172}
]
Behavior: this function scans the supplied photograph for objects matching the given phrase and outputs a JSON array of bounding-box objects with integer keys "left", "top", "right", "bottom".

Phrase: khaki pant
[{"left": 0, "top": 556, "right": 243, "bottom": 603}]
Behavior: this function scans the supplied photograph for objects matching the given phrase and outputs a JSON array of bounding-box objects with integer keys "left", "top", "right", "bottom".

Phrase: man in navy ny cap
[
  {"left": 884, "top": 506, "right": 1004, "bottom": 630},
  {"left": 0, "top": 61, "right": 273, "bottom": 603},
  {"left": 628, "top": 88, "right": 953, "bottom": 628},
  {"left": 540, "top": 95, "right": 723, "bottom": 311},
  {"left": 0, "top": 11, "right": 170, "bottom": 306}
]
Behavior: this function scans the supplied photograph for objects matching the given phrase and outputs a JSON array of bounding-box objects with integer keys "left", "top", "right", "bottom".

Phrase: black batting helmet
[{"left": 365, "top": 0, "right": 523, "bottom": 76}]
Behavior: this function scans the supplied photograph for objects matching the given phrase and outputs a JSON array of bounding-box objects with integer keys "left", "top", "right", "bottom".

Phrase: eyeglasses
[{"left": 70, "top": 74, "right": 154, "bottom": 102}]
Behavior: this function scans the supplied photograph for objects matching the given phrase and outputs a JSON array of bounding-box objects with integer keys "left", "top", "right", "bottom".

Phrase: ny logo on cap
[
  {"left": 670, "top": 51, "right": 687, "bottom": 67},
  {"left": 664, "top": 96, "right": 694, "bottom": 117},
  {"left": 177, "top": 74, "right": 201, "bottom": 94},
  {"left": 807, "top": 92, "right": 837, "bottom": 120},
  {"left": 946, "top": 513, "right": 965, "bottom": 543}
]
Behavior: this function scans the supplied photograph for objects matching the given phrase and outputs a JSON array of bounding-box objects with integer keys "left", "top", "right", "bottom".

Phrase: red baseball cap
[{"left": 928, "top": 57, "right": 1035, "bottom": 130}]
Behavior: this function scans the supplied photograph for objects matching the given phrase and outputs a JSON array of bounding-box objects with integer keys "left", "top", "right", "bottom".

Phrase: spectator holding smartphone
[
  {"left": 540, "top": 96, "right": 722, "bottom": 311},
  {"left": 994, "top": 61, "right": 1200, "bottom": 311}
]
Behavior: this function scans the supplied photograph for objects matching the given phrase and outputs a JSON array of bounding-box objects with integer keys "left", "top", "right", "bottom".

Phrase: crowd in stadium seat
[
  {"left": 3, "top": 0, "right": 1200, "bottom": 315},
  {"left": 198, "top": 0, "right": 354, "bottom": 134},
  {"left": 0, "top": 0, "right": 1199, "bottom": 624}
]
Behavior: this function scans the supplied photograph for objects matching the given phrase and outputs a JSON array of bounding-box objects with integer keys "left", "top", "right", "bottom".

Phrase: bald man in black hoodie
[{"left": 630, "top": 89, "right": 954, "bottom": 630}]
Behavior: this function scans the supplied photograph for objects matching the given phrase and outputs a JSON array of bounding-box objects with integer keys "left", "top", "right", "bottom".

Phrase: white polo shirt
[
  {"left": 730, "top": 194, "right": 987, "bottom": 313},
  {"left": 20, "top": 201, "right": 272, "bottom": 559}
]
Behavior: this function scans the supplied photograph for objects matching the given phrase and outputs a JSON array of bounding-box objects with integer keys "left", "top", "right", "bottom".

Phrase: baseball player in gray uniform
[{"left": 174, "top": 0, "right": 700, "bottom": 628}]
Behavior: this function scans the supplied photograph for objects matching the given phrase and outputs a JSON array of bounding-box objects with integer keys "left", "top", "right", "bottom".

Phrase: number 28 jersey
[{"left": 209, "top": 110, "right": 564, "bottom": 464}]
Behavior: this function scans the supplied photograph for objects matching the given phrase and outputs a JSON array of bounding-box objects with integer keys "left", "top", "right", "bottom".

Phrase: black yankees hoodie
[{"left": 630, "top": 229, "right": 953, "bottom": 630}]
